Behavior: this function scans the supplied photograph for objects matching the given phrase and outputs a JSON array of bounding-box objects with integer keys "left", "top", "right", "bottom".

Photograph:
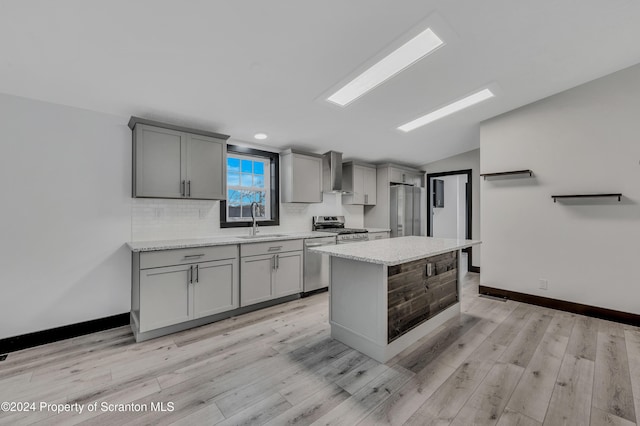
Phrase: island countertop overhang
[{"left": 309, "top": 236, "right": 481, "bottom": 266}]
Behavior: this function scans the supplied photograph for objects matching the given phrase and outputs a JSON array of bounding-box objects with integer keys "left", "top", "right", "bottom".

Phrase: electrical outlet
[
  {"left": 426, "top": 263, "right": 433, "bottom": 277},
  {"left": 539, "top": 279, "right": 548, "bottom": 290},
  {"left": 154, "top": 208, "right": 163, "bottom": 218}
]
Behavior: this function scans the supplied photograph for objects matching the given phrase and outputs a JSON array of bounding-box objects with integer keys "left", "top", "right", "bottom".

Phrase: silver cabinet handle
[
  {"left": 267, "top": 246, "right": 282, "bottom": 252},
  {"left": 187, "top": 180, "right": 191, "bottom": 197},
  {"left": 182, "top": 180, "right": 186, "bottom": 197},
  {"left": 188, "top": 265, "right": 193, "bottom": 284},
  {"left": 195, "top": 264, "right": 199, "bottom": 283},
  {"left": 272, "top": 255, "right": 276, "bottom": 270},
  {"left": 184, "top": 254, "right": 205, "bottom": 259},
  {"left": 275, "top": 254, "right": 279, "bottom": 269}
]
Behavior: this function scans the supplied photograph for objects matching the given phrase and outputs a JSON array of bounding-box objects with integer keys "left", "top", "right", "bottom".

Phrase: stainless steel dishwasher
[{"left": 303, "top": 236, "right": 336, "bottom": 293}]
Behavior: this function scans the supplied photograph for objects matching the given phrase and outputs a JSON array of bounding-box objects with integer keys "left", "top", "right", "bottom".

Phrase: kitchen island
[{"left": 310, "top": 236, "right": 481, "bottom": 362}]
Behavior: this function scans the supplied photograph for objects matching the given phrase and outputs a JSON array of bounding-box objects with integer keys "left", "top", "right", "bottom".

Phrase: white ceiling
[{"left": 2, "top": 1, "right": 640, "bottom": 166}]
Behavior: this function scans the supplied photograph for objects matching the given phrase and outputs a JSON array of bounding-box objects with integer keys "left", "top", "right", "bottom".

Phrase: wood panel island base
[{"left": 311, "top": 236, "right": 481, "bottom": 363}]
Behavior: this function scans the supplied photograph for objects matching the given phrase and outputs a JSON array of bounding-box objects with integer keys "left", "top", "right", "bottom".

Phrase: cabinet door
[
  {"left": 291, "top": 154, "right": 323, "bottom": 203},
  {"left": 134, "top": 125, "right": 187, "bottom": 198},
  {"left": 186, "top": 134, "right": 226, "bottom": 200},
  {"left": 352, "top": 166, "right": 366, "bottom": 204},
  {"left": 343, "top": 165, "right": 366, "bottom": 205},
  {"left": 363, "top": 167, "right": 377, "bottom": 205},
  {"left": 139, "top": 264, "right": 191, "bottom": 332},
  {"left": 193, "top": 258, "right": 238, "bottom": 318},
  {"left": 240, "top": 254, "right": 274, "bottom": 306},
  {"left": 274, "top": 251, "right": 303, "bottom": 298},
  {"left": 389, "top": 168, "right": 405, "bottom": 184},
  {"left": 410, "top": 173, "right": 424, "bottom": 187}
]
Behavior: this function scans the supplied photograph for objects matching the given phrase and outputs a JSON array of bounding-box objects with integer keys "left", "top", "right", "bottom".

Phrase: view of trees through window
[{"left": 227, "top": 155, "right": 270, "bottom": 221}]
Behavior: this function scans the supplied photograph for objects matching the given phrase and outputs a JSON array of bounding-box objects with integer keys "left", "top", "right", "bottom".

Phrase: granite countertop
[
  {"left": 127, "top": 231, "right": 335, "bottom": 252},
  {"left": 365, "top": 228, "right": 391, "bottom": 233},
  {"left": 309, "top": 236, "right": 481, "bottom": 266}
]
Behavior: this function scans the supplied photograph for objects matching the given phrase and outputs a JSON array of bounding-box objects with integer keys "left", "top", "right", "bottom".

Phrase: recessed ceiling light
[
  {"left": 398, "top": 88, "right": 495, "bottom": 132},
  {"left": 327, "top": 28, "right": 444, "bottom": 107},
  {"left": 254, "top": 133, "right": 268, "bottom": 140}
]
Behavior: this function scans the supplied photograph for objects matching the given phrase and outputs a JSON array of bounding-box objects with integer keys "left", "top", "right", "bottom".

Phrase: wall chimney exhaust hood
[{"left": 323, "top": 151, "right": 346, "bottom": 193}]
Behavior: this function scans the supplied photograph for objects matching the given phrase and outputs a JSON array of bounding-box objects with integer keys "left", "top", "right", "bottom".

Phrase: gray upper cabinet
[
  {"left": 389, "top": 166, "right": 423, "bottom": 187},
  {"left": 130, "top": 117, "right": 229, "bottom": 200},
  {"left": 342, "top": 161, "right": 377, "bottom": 205},
  {"left": 186, "top": 133, "right": 226, "bottom": 200},
  {"left": 281, "top": 149, "right": 323, "bottom": 203},
  {"left": 134, "top": 125, "right": 186, "bottom": 199},
  {"left": 363, "top": 164, "right": 424, "bottom": 231},
  {"left": 363, "top": 167, "right": 377, "bottom": 205}
]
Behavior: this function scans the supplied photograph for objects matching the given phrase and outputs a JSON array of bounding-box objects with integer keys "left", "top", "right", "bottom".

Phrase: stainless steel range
[{"left": 312, "top": 216, "right": 368, "bottom": 243}]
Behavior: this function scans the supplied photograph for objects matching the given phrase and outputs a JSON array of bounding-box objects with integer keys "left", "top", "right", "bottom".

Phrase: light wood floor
[{"left": 1, "top": 273, "right": 639, "bottom": 426}]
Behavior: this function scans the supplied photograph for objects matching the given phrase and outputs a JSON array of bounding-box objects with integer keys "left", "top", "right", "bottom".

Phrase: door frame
[{"left": 426, "top": 169, "right": 478, "bottom": 273}]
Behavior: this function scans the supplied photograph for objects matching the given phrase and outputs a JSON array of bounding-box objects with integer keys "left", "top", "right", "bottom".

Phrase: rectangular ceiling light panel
[
  {"left": 398, "top": 88, "right": 495, "bottom": 132},
  {"left": 327, "top": 28, "right": 444, "bottom": 107}
]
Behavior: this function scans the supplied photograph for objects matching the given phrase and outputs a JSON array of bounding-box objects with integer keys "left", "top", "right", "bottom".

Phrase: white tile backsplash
[
  {"left": 131, "top": 198, "right": 220, "bottom": 241},
  {"left": 131, "top": 193, "right": 364, "bottom": 241}
]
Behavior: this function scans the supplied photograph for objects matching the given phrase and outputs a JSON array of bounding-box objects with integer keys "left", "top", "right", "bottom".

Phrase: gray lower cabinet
[
  {"left": 132, "top": 245, "right": 239, "bottom": 338},
  {"left": 138, "top": 258, "right": 238, "bottom": 333},
  {"left": 240, "top": 254, "right": 274, "bottom": 306},
  {"left": 131, "top": 118, "right": 229, "bottom": 200},
  {"left": 240, "top": 239, "right": 303, "bottom": 307},
  {"left": 131, "top": 240, "right": 304, "bottom": 341},
  {"left": 273, "top": 252, "right": 303, "bottom": 297},
  {"left": 192, "top": 259, "right": 238, "bottom": 318},
  {"left": 139, "top": 264, "right": 192, "bottom": 332}
]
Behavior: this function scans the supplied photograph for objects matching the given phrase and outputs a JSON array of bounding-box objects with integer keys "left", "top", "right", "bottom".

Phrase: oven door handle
[{"left": 305, "top": 242, "right": 331, "bottom": 248}]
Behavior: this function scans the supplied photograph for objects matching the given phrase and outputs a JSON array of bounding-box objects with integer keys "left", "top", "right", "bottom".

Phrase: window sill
[{"left": 220, "top": 219, "right": 280, "bottom": 228}]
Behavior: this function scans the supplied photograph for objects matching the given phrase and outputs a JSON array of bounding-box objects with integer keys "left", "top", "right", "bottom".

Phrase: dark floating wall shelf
[
  {"left": 551, "top": 193, "right": 622, "bottom": 202},
  {"left": 480, "top": 169, "right": 533, "bottom": 180}
]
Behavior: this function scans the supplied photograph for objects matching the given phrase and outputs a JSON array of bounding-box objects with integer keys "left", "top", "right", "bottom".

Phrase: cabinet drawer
[
  {"left": 240, "top": 239, "right": 303, "bottom": 257},
  {"left": 140, "top": 245, "right": 238, "bottom": 269}
]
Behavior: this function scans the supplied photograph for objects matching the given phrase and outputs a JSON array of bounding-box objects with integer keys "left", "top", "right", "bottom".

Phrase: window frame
[
  {"left": 226, "top": 152, "right": 272, "bottom": 222},
  {"left": 220, "top": 144, "right": 280, "bottom": 228}
]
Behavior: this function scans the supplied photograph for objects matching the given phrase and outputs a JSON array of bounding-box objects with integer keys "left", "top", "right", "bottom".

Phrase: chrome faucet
[{"left": 250, "top": 202, "right": 259, "bottom": 236}]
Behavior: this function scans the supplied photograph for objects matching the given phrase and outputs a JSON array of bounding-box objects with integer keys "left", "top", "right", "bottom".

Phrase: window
[
  {"left": 227, "top": 154, "right": 270, "bottom": 220},
  {"left": 220, "top": 145, "right": 279, "bottom": 228}
]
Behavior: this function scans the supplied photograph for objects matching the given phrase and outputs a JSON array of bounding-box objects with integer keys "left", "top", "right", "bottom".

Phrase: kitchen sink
[{"left": 236, "top": 234, "right": 288, "bottom": 239}]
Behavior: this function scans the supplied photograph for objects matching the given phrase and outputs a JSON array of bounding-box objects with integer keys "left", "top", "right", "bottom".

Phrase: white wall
[
  {"left": 480, "top": 63, "right": 640, "bottom": 315},
  {"left": 422, "top": 149, "right": 480, "bottom": 268},
  {"left": 0, "top": 94, "right": 366, "bottom": 340},
  {"left": 432, "top": 175, "right": 467, "bottom": 240},
  {"left": 0, "top": 93, "right": 132, "bottom": 339}
]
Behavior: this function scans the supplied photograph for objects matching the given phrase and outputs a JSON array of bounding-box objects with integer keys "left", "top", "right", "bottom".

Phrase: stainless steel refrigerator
[{"left": 390, "top": 185, "right": 424, "bottom": 237}]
